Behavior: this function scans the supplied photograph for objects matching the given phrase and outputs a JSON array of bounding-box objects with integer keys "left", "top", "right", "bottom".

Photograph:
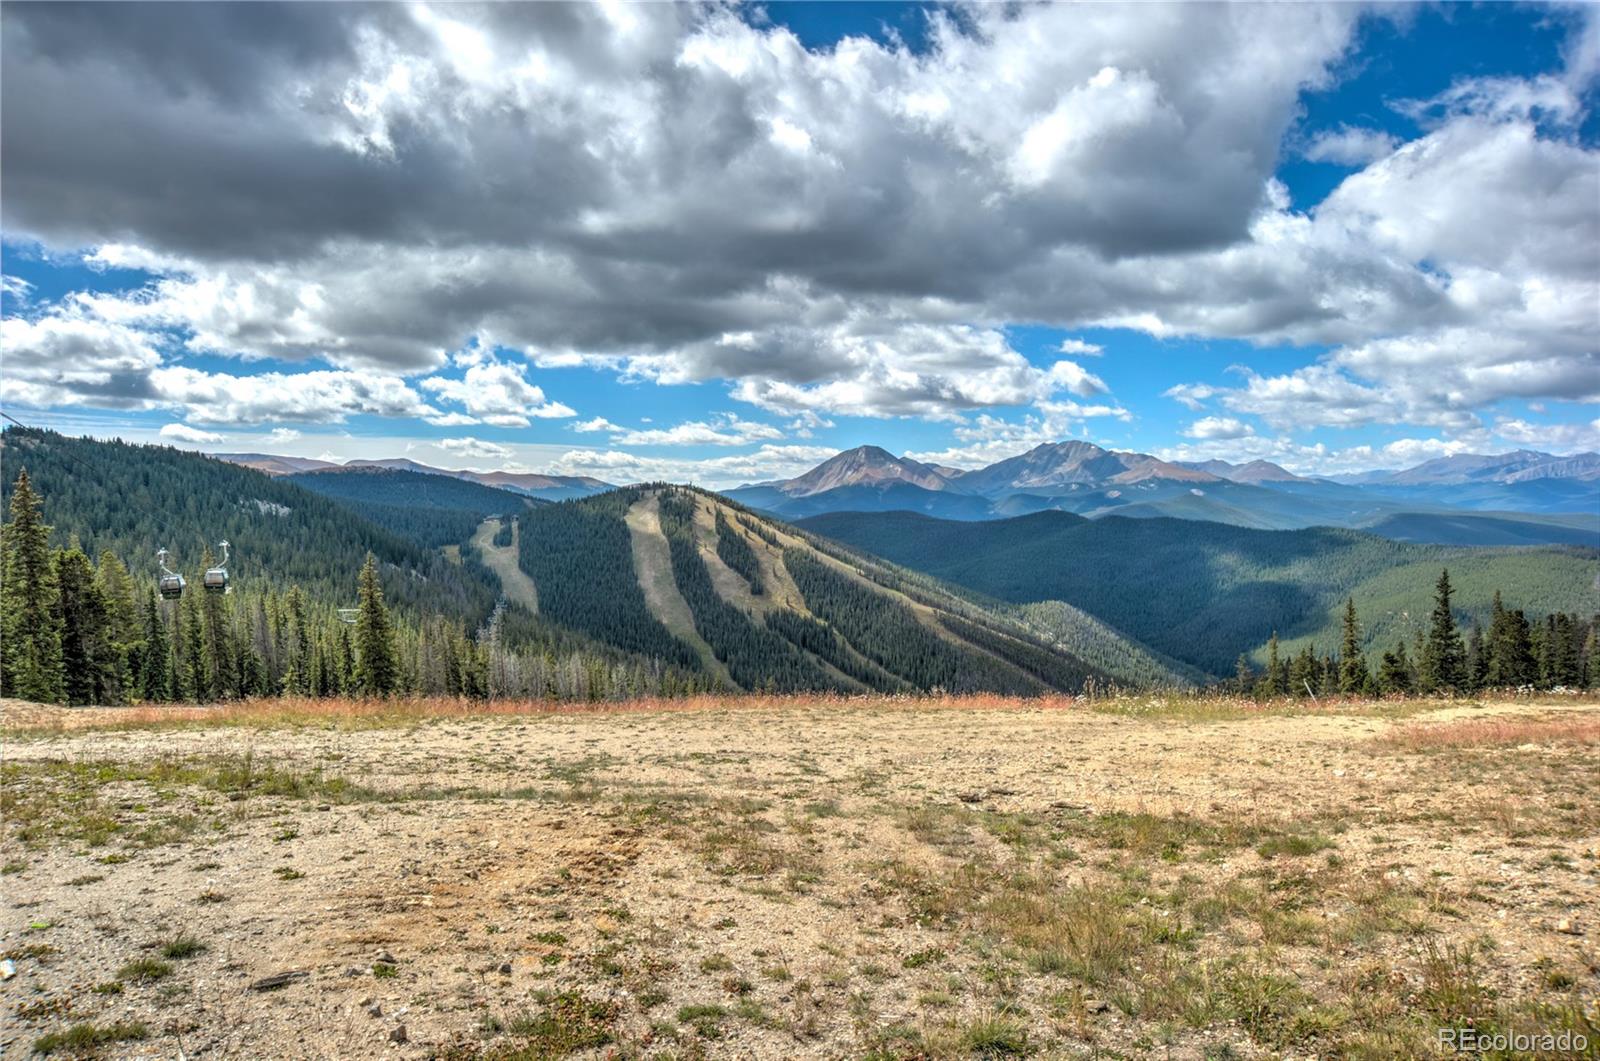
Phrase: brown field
[{"left": 2, "top": 693, "right": 1598, "bottom": 1059}]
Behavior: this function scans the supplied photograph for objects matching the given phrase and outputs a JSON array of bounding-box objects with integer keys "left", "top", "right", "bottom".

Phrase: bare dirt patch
[
  {"left": 3, "top": 695, "right": 1597, "bottom": 1058},
  {"left": 471, "top": 517, "right": 539, "bottom": 614}
]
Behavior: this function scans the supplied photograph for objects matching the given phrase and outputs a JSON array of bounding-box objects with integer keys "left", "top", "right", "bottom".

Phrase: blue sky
[{"left": 2, "top": 2, "right": 1596, "bottom": 485}]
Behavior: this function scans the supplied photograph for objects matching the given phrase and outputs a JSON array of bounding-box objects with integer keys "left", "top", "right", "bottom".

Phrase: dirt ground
[{"left": 2, "top": 695, "right": 1597, "bottom": 1059}]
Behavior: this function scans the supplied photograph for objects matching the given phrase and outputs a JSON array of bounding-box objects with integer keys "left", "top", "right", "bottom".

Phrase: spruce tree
[
  {"left": 95, "top": 549, "right": 140, "bottom": 702},
  {"left": 1377, "top": 641, "right": 1412, "bottom": 694},
  {"left": 354, "top": 553, "right": 398, "bottom": 696},
  {"left": 182, "top": 592, "right": 207, "bottom": 703},
  {"left": 1338, "top": 597, "right": 1370, "bottom": 695},
  {"left": 140, "top": 589, "right": 171, "bottom": 702},
  {"left": 198, "top": 547, "right": 238, "bottom": 699},
  {"left": 1267, "top": 631, "right": 1287, "bottom": 696},
  {"left": 1, "top": 469, "right": 64, "bottom": 702},
  {"left": 1419, "top": 569, "right": 1466, "bottom": 694},
  {"left": 54, "top": 546, "right": 116, "bottom": 705}
]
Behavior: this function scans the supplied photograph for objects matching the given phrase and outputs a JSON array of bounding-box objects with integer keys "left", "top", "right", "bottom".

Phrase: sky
[{"left": 2, "top": 1, "right": 1597, "bottom": 487}]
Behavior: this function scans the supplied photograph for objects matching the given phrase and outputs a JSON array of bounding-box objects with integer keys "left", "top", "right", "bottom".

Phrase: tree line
[
  {"left": 0, "top": 470, "right": 718, "bottom": 706},
  {"left": 1235, "top": 569, "right": 1598, "bottom": 698}
]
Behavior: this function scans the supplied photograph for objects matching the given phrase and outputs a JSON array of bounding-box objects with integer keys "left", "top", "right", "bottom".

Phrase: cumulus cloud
[
  {"left": 1184, "top": 416, "right": 1254, "bottom": 440},
  {"left": 419, "top": 356, "right": 575, "bottom": 426},
  {"left": 1492, "top": 416, "right": 1600, "bottom": 452},
  {"left": 608, "top": 414, "right": 784, "bottom": 447},
  {"left": 437, "top": 436, "right": 514, "bottom": 461},
  {"left": 545, "top": 444, "right": 837, "bottom": 487},
  {"left": 1302, "top": 125, "right": 1398, "bottom": 165},
  {"left": 158, "top": 423, "right": 224, "bottom": 444},
  {"left": 0, "top": 1, "right": 1593, "bottom": 455},
  {"left": 1057, "top": 339, "right": 1103, "bottom": 357},
  {"left": 572, "top": 417, "right": 618, "bottom": 434}
]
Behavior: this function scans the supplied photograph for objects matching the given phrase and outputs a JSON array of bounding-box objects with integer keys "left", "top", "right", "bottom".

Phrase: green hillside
[
  {"left": 0, "top": 429, "right": 716, "bottom": 706},
  {"left": 288, "top": 467, "right": 537, "bottom": 547},
  {"left": 0, "top": 427, "right": 497, "bottom": 624},
  {"left": 515, "top": 486, "right": 1185, "bottom": 693},
  {"left": 798, "top": 510, "right": 1600, "bottom": 675}
]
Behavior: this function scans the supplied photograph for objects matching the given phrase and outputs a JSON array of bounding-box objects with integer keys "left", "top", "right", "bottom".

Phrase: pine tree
[
  {"left": 1, "top": 469, "right": 65, "bottom": 702},
  {"left": 198, "top": 547, "right": 237, "bottom": 699},
  {"left": 182, "top": 592, "right": 207, "bottom": 703},
  {"left": 54, "top": 546, "right": 117, "bottom": 705},
  {"left": 1289, "top": 644, "right": 1317, "bottom": 697},
  {"left": 1265, "top": 631, "right": 1286, "bottom": 696},
  {"left": 354, "top": 553, "right": 398, "bottom": 696},
  {"left": 95, "top": 549, "right": 140, "bottom": 702},
  {"left": 282, "top": 586, "right": 310, "bottom": 695},
  {"left": 1377, "top": 641, "right": 1412, "bottom": 694},
  {"left": 1233, "top": 654, "right": 1253, "bottom": 693},
  {"left": 1338, "top": 597, "right": 1370, "bottom": 695},
  {"left": 140, "top": 590, "right": 171, "bottom": 702},
  {"left": 1465, "top": 622, "right": 1487, "bottom": 692},
  {"left": 1419, "top": 569, "right": 1466, "bottom": 694},
  {"left": 1552, "top": 613, "right": 1582, "bottom": 688}
]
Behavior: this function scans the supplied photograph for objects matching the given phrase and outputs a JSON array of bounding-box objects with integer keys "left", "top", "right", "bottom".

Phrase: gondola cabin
[
  {"left": 203, "top": 539, "right": 231, "bottom": 595},
  {"left": 159, "top": 573, "right": 186, "bottom": 600}
]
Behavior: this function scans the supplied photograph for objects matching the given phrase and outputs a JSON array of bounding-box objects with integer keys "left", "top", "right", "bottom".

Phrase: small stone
[
  {"left": 317, "top": 804, "right": 331, "bottom": 811},
  {"left": 498, "top": 961, "right": 512, "bottom": 975},
  {"left": 1555, "top": 918, "right": 1582, "bottom": 935},
  {"left": 0, "top": 959, "right": 15, "bottom": 980},
  {"left": 249, "top": 971, "right": 309, "bottom": 991},
  {"left": 389, "top": 1024, "right": 408, "bottom": 1044},
  {"left": 1085, "top": 998, "right": 1108, "bottom": 1014},
  {"left": 367, "top": 1002, "right": 383, "bottom": 1018},
  {"left": 375, "top": 950, "right": 397, "bottom": 965}
]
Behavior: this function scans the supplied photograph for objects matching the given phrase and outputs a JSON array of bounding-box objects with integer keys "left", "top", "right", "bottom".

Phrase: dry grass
[
  {"left": 13, "top": 689, "right": 1590, "bottom": 738},
  {"left": 4, "top": 695, "right": 1597, "bottom": 1058},
  {"left": 1379, "top": 714, "right": 1600, "bottom": 751}
]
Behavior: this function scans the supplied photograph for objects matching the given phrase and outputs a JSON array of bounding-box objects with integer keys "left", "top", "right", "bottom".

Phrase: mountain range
[
  {"left": 213, "top": 440, "right": 1598, "bottom": 545},
  {"left": 8, "top": 427, "right": 1597, "bottom": 691},
  {"left": 215, "top": 453, "right": 612, "bottom": 501},
  {"left": 726, "top": 443, "right": 1599, "bottom": 545}
]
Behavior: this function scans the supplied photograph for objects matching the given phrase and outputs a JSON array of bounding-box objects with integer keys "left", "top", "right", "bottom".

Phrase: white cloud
[
  {"left": 1045, "top": 360, "right": 1109, "bottom": 398},
  {"left": 265, "top": 427, "right": 301, "bottom": 444},
  {"left": 158, "top": 423, "right": 224, "bottom": 444},
  {"left": 572, "top": 417, "right": 618, "bottom": 434},
  {"left": 1057, "top": 339, "right": 1103, "bottom": 357},
  {"left": 1303, "top": 125, "right": 1398, "bottom": 165},
  {"left": 1184, "top": 416, "right": 1254, "bottom": 440},
  {"left": 1492, "top": 416, "right": 1600, "bottom": 453},
  {"left": 1163, "top": 383, "right": 1218, "bottom": 412},
  {"left": 0, "top": 2, "right": 1592, "bottom": 441},
  {"left": 608, "top": 414, "right": 784, "bottom": 447},
  {"left": 420, "top": 356, "right": 575, "bottom": 427},
  {"left": 149, "top": 366, "right": 440, "bottom": 425},
  {"left": 545, "top": 444, "right": 837, "bottom": 487},
  {"left": 437, "top": 436, "right": 513, "bottom": 460}
]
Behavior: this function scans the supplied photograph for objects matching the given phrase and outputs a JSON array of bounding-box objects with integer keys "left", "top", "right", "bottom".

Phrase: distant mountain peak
[
  {"left": 1179, "top": 458, "right": 1303, "bottom": 484},
  {"left": 781, "top": 446, "right": 957, "bottom": 496}
]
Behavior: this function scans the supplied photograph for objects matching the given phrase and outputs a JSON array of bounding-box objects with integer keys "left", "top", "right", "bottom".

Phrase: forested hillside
[
  {"left": 800, "top": 510, "right": 1600, "bottom": 676},
  {"left": 513, "top": 485, "right": 1181, "bottom": 693},
  {"left": 1, "top": 427, "right": 495, "bottom": 623},
  {"left": 0, "top": 431, "right": 716, "bottom": 706},
  {"left": 288, "top": 467, "right": 537, "bottom": 547}
]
